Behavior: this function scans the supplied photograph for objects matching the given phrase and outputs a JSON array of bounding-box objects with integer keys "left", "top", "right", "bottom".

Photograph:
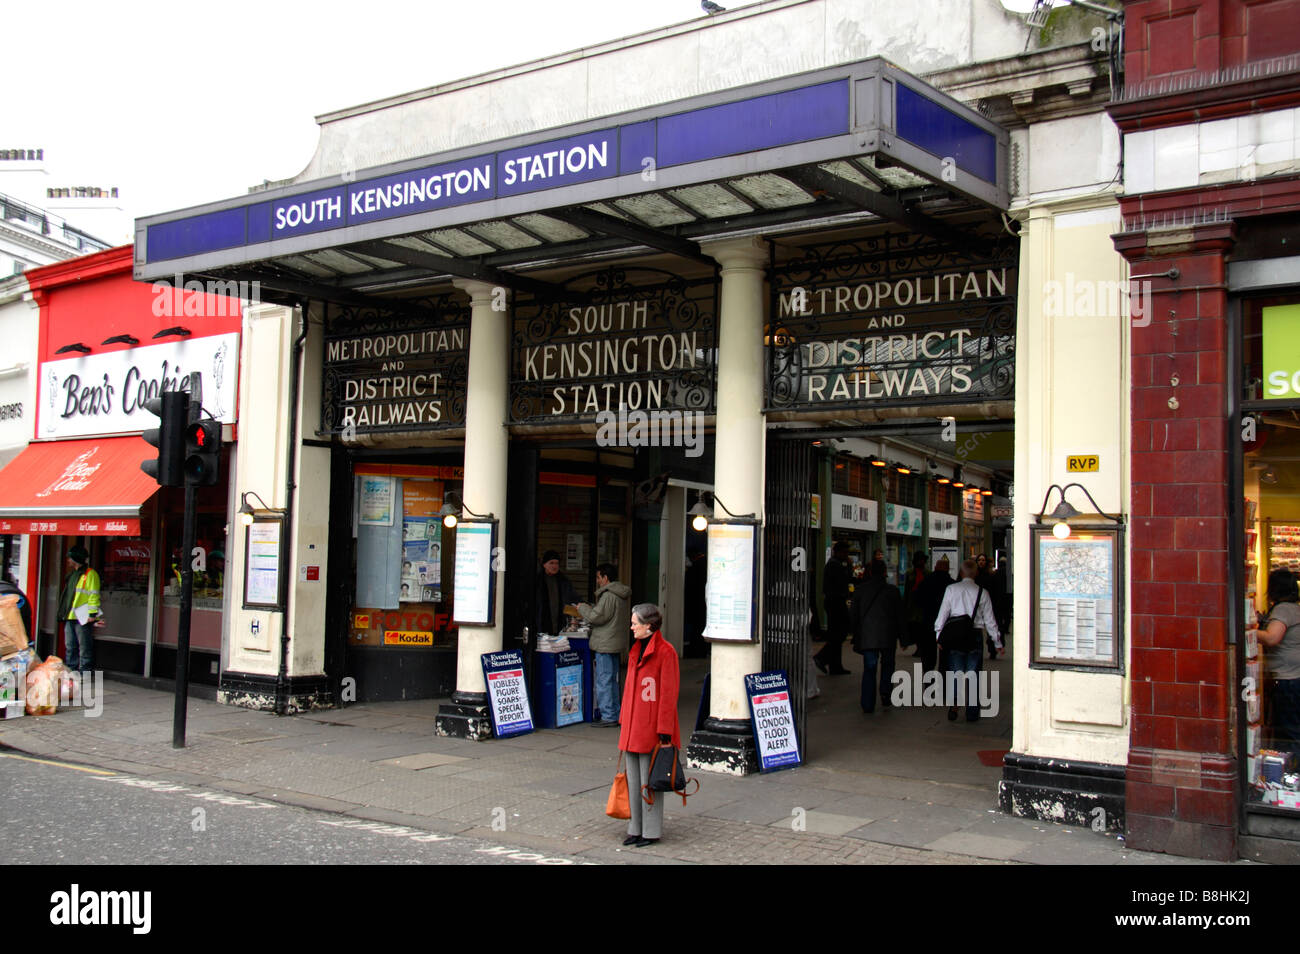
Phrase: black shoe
[
  {"left": 948, "top": 707, "right": 958, "bottom": 721},
  {"left": 634, "top": 837, "right": 658, "bottom": 848},
  {"left": 813, "top": 657, "right": 828, "bottom": 675},
  {"left": 623, "top": 835, "right": 640, "bottom": 846}
]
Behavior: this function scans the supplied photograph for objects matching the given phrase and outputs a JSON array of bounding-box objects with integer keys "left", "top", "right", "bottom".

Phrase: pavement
[{"left": 0, "top": 653, "right": 1228, "bottom": 866}]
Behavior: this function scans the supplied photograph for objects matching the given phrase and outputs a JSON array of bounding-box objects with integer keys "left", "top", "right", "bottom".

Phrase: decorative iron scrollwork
[
  {"left": 767, "top": 233, "right": 1018, "bottom": 412},
  {"left": 511, "top": 266, "right": 718, "bottom": 424}
]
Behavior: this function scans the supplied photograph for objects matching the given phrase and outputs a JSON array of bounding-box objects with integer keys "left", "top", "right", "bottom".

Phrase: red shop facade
[{"left": 0, "top": 246, "right": 241, "bottom": 683}]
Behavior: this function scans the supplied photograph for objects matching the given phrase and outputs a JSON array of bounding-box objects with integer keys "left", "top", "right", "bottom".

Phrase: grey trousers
[{"left": 624, "top": 751, "right": 663, "bottom": 840}]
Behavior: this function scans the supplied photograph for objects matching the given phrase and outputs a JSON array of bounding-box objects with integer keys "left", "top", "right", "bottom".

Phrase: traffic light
[
  {"left": 184, "top": 419, "right": 222, "bottom": 486},
  {"left": 141, "top": 391, "right": 188, "bottom": 486}
]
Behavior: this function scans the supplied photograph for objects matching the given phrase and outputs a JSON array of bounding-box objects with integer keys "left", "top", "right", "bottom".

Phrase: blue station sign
[{"left": 136, "top": 59, "right": 1008, "bottom": 280}]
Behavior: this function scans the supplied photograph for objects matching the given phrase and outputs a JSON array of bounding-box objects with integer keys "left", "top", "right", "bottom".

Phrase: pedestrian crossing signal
[{"left": 184, "top": 420, "right": 222, "bottom": 486}]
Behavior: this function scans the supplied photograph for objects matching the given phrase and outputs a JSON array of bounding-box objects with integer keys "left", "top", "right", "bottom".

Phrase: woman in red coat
[{"left": 617, "top": 602, "right": 681, "bottom": 847}]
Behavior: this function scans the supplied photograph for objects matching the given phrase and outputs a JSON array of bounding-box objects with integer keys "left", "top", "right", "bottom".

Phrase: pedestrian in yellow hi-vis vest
[{"left": 58, "top": 544, "right": 101, "bottom": 673}]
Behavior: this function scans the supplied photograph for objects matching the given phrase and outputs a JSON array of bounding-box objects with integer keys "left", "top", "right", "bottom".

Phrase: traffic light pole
[{"left": 172, "top": 480, "right": 197, "bottom": 748}]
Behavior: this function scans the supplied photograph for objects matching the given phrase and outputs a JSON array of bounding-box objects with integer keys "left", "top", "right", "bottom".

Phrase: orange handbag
[{"left": 606, "top": 751, "right": 631, "bottom": 819}]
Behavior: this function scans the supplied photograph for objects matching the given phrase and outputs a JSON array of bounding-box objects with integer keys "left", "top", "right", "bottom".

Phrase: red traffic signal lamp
[
  {"left": 141, "top": 391, "right": 188, "bottom": 487},
  {"left": 184, "top": 420, "right": 222, "bottom": 486}
]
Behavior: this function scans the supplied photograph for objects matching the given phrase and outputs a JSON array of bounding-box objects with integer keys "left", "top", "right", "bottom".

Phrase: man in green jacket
[
  {"left": 577, "top": 563, "right": 631, "bottom": 726},
  {"left": 58, "top": 544, "right": 101, "bottom": 673}
]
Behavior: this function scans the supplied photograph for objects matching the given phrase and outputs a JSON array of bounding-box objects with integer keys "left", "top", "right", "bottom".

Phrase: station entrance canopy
[{"left": 135, "top": 59, "right": 1009, "bottom": 300}]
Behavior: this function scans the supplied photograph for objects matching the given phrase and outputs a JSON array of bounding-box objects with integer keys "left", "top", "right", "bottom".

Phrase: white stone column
[
  {"left": 436, "top": 279, "right": 510, "bottom": 739},
  {"left": 687, "top": 236, "right": 767, "bottom": 775}
]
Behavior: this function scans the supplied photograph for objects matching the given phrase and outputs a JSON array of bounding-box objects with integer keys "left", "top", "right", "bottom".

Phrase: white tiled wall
[{"left": 1125, "top": 106, "right": 1300, "bottom": 193}]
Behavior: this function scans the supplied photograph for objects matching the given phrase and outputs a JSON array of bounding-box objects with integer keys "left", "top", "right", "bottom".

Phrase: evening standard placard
[
  {"left": 704, "top": 522, "right": 757, "bottom": 642},
  {"left": 482, "top": 650, "right": 533, "bottom": 737},
  {"left": 744, "top": 671, "right": 801, "bottom": 772}
]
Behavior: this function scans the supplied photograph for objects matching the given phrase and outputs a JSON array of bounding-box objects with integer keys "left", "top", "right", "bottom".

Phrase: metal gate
[{"left": 763, "top": 435, "right": 812, "bottom": 755}]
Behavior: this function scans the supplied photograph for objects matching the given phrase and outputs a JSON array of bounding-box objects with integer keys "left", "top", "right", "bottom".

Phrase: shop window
[
  {"left": 538, "top": 479, "right": 595, "bottom": 594},
  {"left": 1243, "top": 414, "right": 1300, "bottom": 812},
  {"left": 350, "top": 467, "right": 457, "bottom": 649},
  {"left": 99, "top": 533, "right": 152, "bottom": 644},
  {"left": 158, "top": 501, "right": 227, "bottom": 654}
]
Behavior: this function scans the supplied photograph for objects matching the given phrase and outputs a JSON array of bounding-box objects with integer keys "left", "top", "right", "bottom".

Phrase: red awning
[{"left": 0, "top": 436, "right": 161, "bottom": 536}]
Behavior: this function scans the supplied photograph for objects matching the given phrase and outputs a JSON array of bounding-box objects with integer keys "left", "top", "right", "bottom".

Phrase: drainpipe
[{"left": 276, "top": 302, "right": 309, "bottom": 715}]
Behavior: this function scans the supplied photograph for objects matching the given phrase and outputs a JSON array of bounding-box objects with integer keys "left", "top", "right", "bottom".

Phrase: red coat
[{"left": 617, "top": 631, "right": 681, "bottom": 753}]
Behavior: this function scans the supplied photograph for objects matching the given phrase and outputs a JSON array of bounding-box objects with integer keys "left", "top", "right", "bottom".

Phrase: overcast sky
[{"left": 8, "top": 0, "right": 1038, "bottom": 238}]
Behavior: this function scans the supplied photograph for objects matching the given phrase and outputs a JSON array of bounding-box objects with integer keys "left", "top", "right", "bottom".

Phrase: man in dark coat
[
  {"left": 851, "top": 558, "right": 903, "bottom": 713},
  {"left": 534, "top": 550, "right": 579, "bottom": 637},
  {"left": 814, "top": 541, "right": 852, "bottom": 675},
  {"left": 915, "top": 556, "right": 954, "bottom": 672}
]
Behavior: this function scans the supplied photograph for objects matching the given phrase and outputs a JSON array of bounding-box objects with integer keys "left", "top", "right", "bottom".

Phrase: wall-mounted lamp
[
  {"left": 153, "top": 327, "right": 193, "bottom": 339},
  {"left": 688, "top": 490, "right": 756, "bottom": 531},
  {"left": 1035, "top": 482, "right": 1121, "bottom": 540},
  {"left": 439, "top": 490, "right": 494, "bottom": 529},
  {"left": 869, "top": 457, "right": 887, "bottom": 468},
  {"left": 895, "top": 463, "right": 912, "bottom": 475},
  {"left": 980, "top": 488, "right": 993, "bottom": 497},
  {"left": 238, "top": 490, "right": 282, "bottom": 525},
  {"left": 101, "top": 334, "right": 140, "bottom": 347},
  {"left": 936, "top": 476, "right": 951, "bottom": 485},
  {"left": 55, "top": 342, "right": 91, "bottom": 355}
]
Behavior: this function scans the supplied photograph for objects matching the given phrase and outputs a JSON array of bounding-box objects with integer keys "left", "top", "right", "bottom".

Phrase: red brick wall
[
  {"left": 1117, "top": 217, "right": 1237, "bottom": 859},
  {"left": 1122, "top": 0, "right": 1300, "bottom": 87}
]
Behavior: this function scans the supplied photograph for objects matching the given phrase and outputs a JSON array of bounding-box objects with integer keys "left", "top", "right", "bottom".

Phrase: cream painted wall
[
  {"left": 1012, "top": 197, "right": 1131, "bottom": 766},
  {"left": 226, "top": 303, "right": 292, "bottom": 676},
  {"left": 295, "top": 0, "right": 1029, "bottom": 181}
]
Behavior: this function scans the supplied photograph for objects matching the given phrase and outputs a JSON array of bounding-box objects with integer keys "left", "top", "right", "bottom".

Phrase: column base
[
  {"left": 686, "top": 717, "right": 758, "bottom": 776},
  {"left": 217, "top": 672, "right": 333, "bottom": 713},
  {"left": 435, "top": 691, "right": 494, "bottom": 740},
  {"left": 999, "top": 752, "right": 1126, "bottom": 833},
  {"left": 1124, "top": 747, "right": 1237, "bottom": 861}
]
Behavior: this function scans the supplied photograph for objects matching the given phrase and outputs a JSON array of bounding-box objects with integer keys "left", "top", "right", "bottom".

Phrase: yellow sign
[
  {"left": 1067, "top": 455, "right": 1099, "bottom": 473},
  {"left": 383, "top": 630, "right": 433, "bottom": 646},
  {"left": 353, "top": 613, "right": 371, "bottom": 630}
]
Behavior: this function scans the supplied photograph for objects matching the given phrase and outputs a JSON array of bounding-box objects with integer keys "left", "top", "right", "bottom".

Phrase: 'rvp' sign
[{"left": 1067, "top": 455, "right": 1099, "bottom": 472}]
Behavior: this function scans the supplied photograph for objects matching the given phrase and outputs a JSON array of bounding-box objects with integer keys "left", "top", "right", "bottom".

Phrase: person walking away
[
  {"left": 577, "top": 563, "right": 631, "bottom": 726},
  {"left": 975, "top": 554, "right": 998, "bottom": 659},
  {"left": 618, "top": 603, "right": 681, "bottom": 848},
  {"left": 902, "top": 551, "right": 928, "bottom": 657},
  {"left": 935, "top": 559, "right": 1001, "bottom": 722},
  {"left": 1255, "top": 569, "right": 1300, "bottom": 762},
  {"left": 851, "top": 558, "right": 903, "bottom": 713},
  {"left": 534, "top": 549, "right": 579, "bottom": 637},
  {"left": 915, "top": 556, "right": 953, "bottom": 673},
  {"left": 58, "top": 545, "right": 101, "bottom": 674},
  {"left": 814, "top": 541, "right": 853, "bottom": 676}
]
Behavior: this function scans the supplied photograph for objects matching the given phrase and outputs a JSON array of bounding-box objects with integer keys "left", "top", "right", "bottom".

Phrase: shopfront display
[{"left": 350, "top": 464, "right": 459, "bottom": 649}]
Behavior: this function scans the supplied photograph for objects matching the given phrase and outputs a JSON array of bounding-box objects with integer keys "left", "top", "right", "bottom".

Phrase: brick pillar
[{"left": 1116, "top": 220, "right": 1237, "bottom": 861}]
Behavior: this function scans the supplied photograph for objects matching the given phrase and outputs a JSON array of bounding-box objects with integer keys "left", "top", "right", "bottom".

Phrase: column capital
[
  {"left": 703, "top": 236, "right": 769, "bottom": 270},
  {"left": 453, "top": 278, "right": 509, "bottom": 306}
]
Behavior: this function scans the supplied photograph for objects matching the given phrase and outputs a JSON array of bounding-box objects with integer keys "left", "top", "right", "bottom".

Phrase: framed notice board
[
  {"left": 704, "top": 521, "right": 761, "bottom": 643},
  {"left": 1030, "top": 525, "right": 1125, "bottom": 672},
  {"left": 243, "top": 516, "right": 286, "bottom": 612},
  {"left": 453, "top": 520, "right": 497, "bottom": 626}
]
